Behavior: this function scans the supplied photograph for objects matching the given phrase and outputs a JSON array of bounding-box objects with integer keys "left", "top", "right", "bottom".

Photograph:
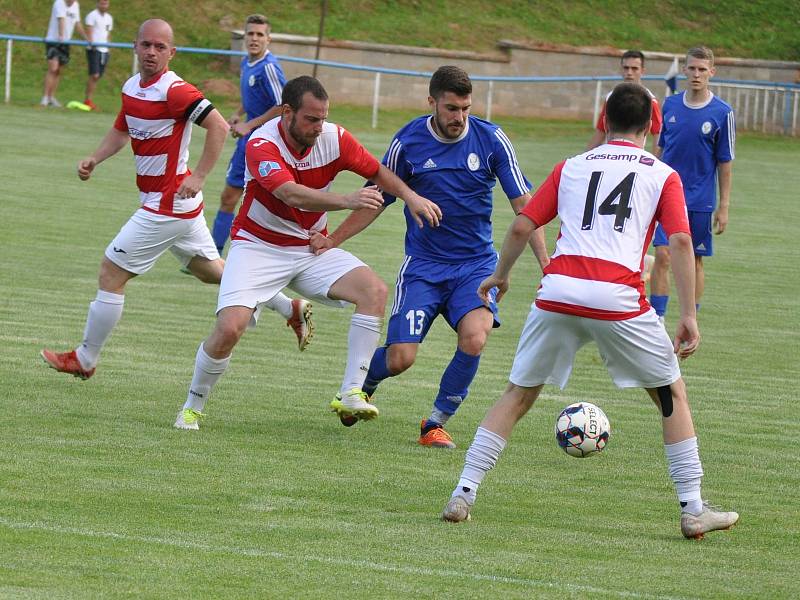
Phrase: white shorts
[
  {"left": 509, "top": 306, "right": 681, "bottom": 389},
  {"left": 105, "top": 208, "right": 219, "bottom": 274},
  {"left": 217, "top": 240, "right": 367, "bottom": 325}
]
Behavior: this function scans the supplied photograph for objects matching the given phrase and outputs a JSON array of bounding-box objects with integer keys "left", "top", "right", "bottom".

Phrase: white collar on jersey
[
  {"left": 246, "top": 50, "right": 271, "bottom": 67},
  {"left": 682, "top": 90, "right": 715, "bottom": 110},
  {"left": 426, "top": 115, "right": 470, "bottom": 144}
]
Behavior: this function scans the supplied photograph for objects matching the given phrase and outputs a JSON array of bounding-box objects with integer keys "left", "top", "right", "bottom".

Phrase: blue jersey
[
  {"left": 239, "top": 52, "right": 286, "bottom": 122},
  {"left": 659, "top": 92, "right": 735, "bottom": 212},
  {"left": 380, "top": 115, "right": 531, "bottom": 263}
]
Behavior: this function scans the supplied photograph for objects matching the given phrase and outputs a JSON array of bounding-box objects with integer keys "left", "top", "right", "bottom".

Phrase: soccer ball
[{"left": 554, "top": 402, "right": 611, "bottom": 458}]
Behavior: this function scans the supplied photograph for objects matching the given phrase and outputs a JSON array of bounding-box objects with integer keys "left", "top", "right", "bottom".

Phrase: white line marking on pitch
[{"left": 0, "top": 517, "right": 695, "bottom": 600}]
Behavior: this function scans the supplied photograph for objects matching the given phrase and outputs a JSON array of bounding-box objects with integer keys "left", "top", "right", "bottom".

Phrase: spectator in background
[
  {"left": 586, "top": 49, "right": 663, "bottom": 153},
  {"left": 83, "top": 0, "right": 113, "bottom": 110},
  {"left": 42, "top": 0, "right": 88, "bottom": 107}
]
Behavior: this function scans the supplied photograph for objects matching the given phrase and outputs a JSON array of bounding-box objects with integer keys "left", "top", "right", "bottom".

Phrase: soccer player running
[
  {"left": 207, "top": 14, "right": 312, "bottom": 351},
  {"left": 441, "top": 83, "right": 738, "bottom": 540},
  {"left": 314, "top": 66, "right": 548, "bottom": 448},
  {"left": 175, "top": 76, "right": 441, "bottom": 431},
  {"left": 41, "top": 19, "right": 229, "bottom": 379},
  {"left": 649, "top": 46, "right": 735, "bottom": 322}
]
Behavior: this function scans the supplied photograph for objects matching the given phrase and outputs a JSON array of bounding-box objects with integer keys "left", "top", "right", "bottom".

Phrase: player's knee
[
  {"left": 219, "top": 188, "right": 240, "bottom": 212},
  {"left": 387, "top": 347, "right": 415, "bottom": 374},
  {"left": 459, "top": 331, "right": 487, "bottom": 355},
  {"left": 359, "top": 275, "right": 388, "bottom": 311}
]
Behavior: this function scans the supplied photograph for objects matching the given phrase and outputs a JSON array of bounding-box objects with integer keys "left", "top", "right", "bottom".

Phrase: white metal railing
[{"left": 3, "top": 34, "right": 799, "bottom": 135}]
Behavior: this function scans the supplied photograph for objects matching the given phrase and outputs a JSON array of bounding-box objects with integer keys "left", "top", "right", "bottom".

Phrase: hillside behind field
[
  {"left": 1, "top": 0, "right": 797, "bottom": 111},
  {"left": 3, "top": 0, "right": 799, "bottom": 60}
]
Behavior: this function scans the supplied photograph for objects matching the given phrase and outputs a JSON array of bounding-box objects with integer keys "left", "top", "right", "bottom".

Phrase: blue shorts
[
  {"left": 652, "top": 211, "right": 713, "bottom": 256},
  {"left": 384, "top": 254, "right": 500, "bottom": 346},
  {"left": 225, "top": 136, "right": 248, "bottom": 189}
]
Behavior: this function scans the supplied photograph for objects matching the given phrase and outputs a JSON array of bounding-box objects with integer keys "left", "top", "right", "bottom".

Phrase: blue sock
[
  {"left": 363, "top": 346, "right": 392, "bottom": 397},
  {"left": 211, "top": 210, "right": 235, "bottom": 254},
  {"left": 650, "top": 294, "right": 669, "bottom": 317},
  {"left": 432, "top": 349, "right": 481, "bottom": 419}
]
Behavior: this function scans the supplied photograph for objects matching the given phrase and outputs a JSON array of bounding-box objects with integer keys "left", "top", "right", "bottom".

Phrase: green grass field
[{"left": 0, "top": 103, "right": 798, "bottom": 599}]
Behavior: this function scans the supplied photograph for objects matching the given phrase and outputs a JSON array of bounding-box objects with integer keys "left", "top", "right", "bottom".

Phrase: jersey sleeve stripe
[
  {"left": 265, "top": 63, "right": 284, "bottom": 103},
  {"left": 385, "top": 138, "right": 402, "bottom": 173},
  {"left": 494, "top": 129, "right": 529, "bottom": 196},
  {"left": 727, "top": 111, "right": 736, "bottom": 160},
  {"left": 390, "top": 255, "right": 412, "bottom": 316}
]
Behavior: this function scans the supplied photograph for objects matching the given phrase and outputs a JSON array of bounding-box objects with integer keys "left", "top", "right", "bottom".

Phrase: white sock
[
  {"left": 263, "top": 292, "right": 292, "bottom": 320},
  {"left": 75, "top": 290, "right": 125, "bottom": 369},
  {"left": 340, "top": 313, "right": 382, "bottom": 394},
  {"left": 453, "top": 427, "right": 507, "bottom": 504},
  {"left": 183, "top": 343, "right": 231, "bottom": 412},
  {"left": 665, "top": 436, "right": 704, "bottom": 514},
  {"left": 429, "top": 408, "right": 451, "bottom": 426}
]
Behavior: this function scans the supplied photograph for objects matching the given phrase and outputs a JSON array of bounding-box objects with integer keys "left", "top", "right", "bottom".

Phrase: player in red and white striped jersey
[
  {"left": 442, "top": 83, "right": 738, "bottom": 539},
  {"left": 587, "top": 50, "right": 663, "bottom": 154},
  {"left": 176, "top": 76, "right": 442, "bottom": 430},
  {"left": 41, "top": 19, "right": 229, "bottom": 380}
]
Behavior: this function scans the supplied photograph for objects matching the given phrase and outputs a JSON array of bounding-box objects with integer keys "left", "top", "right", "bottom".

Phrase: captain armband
[{"left": 186, "top": 98, "right": 214, "bottom": 125}]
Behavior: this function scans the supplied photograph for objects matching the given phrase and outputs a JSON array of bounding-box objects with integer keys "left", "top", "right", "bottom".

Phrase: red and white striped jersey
[
  {"left": 596, "top": 88, "right": 663, "bottom": 136},
  {"left": 113, "top": 70, "right": 213, "bottom": 218},
  {"left": 522, "top": 140, "right": 689, "bottom": 320},
  {"left": 231, "top": 118, "right": 380, "bottom": 247}
]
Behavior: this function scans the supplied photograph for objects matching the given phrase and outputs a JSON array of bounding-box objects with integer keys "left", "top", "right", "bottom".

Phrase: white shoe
[
  {"left": 174, "top": 408, "right": 204, "bottom": 430},
  {"left": 442, "top": 495, "right": 472, "bottom": 522},
  {"left": 287, "top": 298, "right": 314, "bottom": 351},
  {"left": 332, "top": 388, "right": 379, "bottom": 421},
  {"left": 681, "top": 501, "right": 739, "bottom": 540},
  {"left": 48, "top": 97, "right": 62, "bottom": 108},
  {"left": 40, "top": 96, "right": 50, "bottom": 106}
]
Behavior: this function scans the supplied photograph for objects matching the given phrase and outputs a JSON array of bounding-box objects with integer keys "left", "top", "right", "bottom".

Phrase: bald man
[{"left": 41, "top": 19, "right": 230, "bottom": 380}]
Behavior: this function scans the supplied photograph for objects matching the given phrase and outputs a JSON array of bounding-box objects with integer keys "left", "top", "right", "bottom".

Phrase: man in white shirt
[
  {"left": 83, "top": 0, "right": 113, "bottom": 110},
  {"left": 42, "top": 0, "right": 87, "bottom": 107}
]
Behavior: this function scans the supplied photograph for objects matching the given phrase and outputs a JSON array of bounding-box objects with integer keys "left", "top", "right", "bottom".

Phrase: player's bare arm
[
  {"left": 177, "top": 109, "right": 228, "bottom": 198},
  {"left": 273, "top": 182, "right": 384, "bottom": 212},
  {"left": 511, "top": 194, "right": 549, "bottom": 270},
  {"left": 77, "top": 127, "right": 130, "bottom": 180},
  {"left": 371, "top": 164, "right": 442, "bottom": 227},
  {"left": 715, "top": 161, "right": 733, "bottom": 234},
  {"left": 667, "top": 231, "right": 700, "bottom": 358},
  {"left": 309, "top": 205, "right": 387, "bottom": 255},
  {"left": 478, "top": 213, "right": 539, "bottom": 304},
  {"left": 232, "top": 105, "right": 283, "bottom": 139}
]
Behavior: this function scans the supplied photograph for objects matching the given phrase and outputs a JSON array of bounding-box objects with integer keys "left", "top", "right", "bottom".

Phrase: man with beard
[
  {"left": 314, "top": 66, "right": 549, "bottom": 448},
  {"left": 175, "top": 75, "right": 441, "bottom": 430}
]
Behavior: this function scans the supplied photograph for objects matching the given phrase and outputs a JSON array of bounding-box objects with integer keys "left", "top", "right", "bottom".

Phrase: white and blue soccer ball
[{"left": 555, "top": 402, "right": 611, "bottom": 458}]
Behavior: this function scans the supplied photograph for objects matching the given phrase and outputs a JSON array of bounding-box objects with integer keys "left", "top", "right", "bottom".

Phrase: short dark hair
[
  {"left": 605, "top": 82, "right": 651, "bottom": 135},
  {"left": 621, "top": 49, "right": 645, "bottom": 65},
  {"left": 429, "top": 65, "right": 472, "bottom": 99},
  {"left": 281, "top": 76, "right": 329, "bottom": 111},
  {"left": 246, "top": 14, "right": 271, "bottom": 29}
]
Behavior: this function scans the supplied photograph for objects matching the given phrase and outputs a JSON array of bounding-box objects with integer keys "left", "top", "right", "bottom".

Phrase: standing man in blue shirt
[
  {"left": 650, "top": 46, "right": 735, "bottom": 321},
  {"left": 314, "top": 66, "right": 549, "bottom": 447},
  {"left": 210, "top": 14, "right": 313, "bottom": 350}
]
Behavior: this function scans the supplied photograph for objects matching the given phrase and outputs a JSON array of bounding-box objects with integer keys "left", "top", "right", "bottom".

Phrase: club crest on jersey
[
  {"left": 249, "top": 74, "right": 256, "bottom": 87},
  {"left": 258, "top": 160, "right": 281, "bottom": 177},
  {"left": 701, "top": 121, "right": 712, "bottom": 134},
  {"left": 467, "top": 153, "right": 480, "bottom": 171}
]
